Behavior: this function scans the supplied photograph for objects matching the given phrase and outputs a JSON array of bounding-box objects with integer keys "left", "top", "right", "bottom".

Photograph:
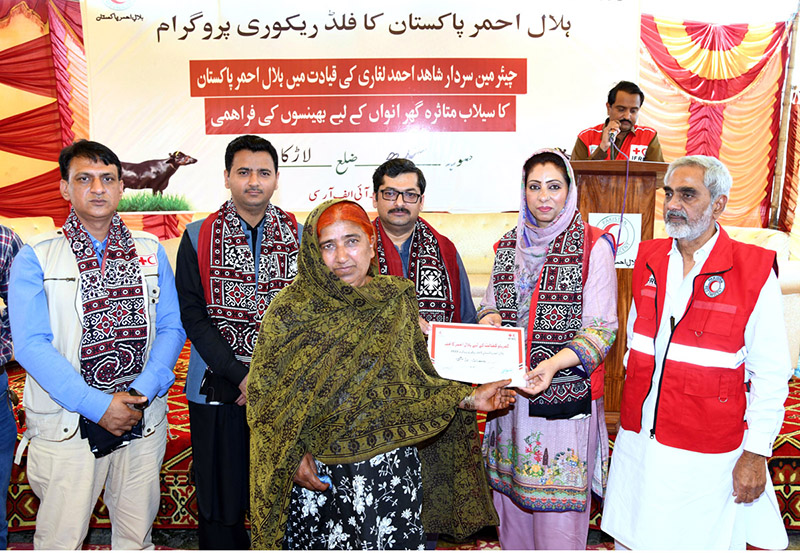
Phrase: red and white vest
[
  {"left": 577, "top": 122, "right": 658, "bottom": 161},
  {"left": 621, "top": 228, "right": 776, "bottom": 453}
]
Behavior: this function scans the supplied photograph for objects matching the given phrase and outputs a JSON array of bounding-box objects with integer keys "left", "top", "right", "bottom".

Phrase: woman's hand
[
  {"left": 464, "top": 379, "right": 516, "bottom": 412},
  {"left": 518, "top": 358, "right": 561, "bottom": 396},
  {"left": 292, "top": 452, "right": 330, "bottom": 492},
  {"left": 478, "top": 313, "right": 502, "bottom": 327},
  {"left": 418, "top": 316, "right": 431, "bottom": 335}
]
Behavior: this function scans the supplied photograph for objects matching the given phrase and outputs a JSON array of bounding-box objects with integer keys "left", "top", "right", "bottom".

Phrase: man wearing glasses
[{"left": 372, "top": 158, "right": 477, "bottom": 333}]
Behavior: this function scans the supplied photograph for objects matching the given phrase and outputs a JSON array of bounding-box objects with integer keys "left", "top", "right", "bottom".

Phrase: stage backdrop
[
  {"left": 0, "top": 1, "right": 85, "bottom": 223},
  {"left": 81, "top": 0, "right": 640, "bottom": 213},
  {"left": 638, "top": 14, "right": 792, "bottom": 228}
]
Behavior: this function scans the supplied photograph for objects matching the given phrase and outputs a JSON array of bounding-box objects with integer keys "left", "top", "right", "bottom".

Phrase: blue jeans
[{"left": 0, "top": 372, "right": 17, "bottom": 549}]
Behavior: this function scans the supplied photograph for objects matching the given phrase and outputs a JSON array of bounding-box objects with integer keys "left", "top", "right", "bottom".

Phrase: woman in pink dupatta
[{"left": 478, "top": 149, "right": 618, "bottom": 550}]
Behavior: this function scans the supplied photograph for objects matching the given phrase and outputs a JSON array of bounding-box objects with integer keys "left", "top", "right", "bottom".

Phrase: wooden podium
[{"left": 570, "top": 160, "right": 669, "bottom": 432}]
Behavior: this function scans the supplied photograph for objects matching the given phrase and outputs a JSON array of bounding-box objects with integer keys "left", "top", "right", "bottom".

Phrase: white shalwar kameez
[{"left": 602, "top": 230, "right": 790, "bottom": 550}]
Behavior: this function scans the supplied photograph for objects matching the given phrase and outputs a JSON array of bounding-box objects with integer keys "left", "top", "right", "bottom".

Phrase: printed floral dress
[
  {"left": 284, "top": 446, "right": 425, "bottom": 550},
  {"left": 480, "top": 231, "right": 618, "bottom": 512}
]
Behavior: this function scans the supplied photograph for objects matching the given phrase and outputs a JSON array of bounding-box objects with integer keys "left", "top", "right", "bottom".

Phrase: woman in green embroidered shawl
[{"left": 247, "top": 199, "right": 516, "bottom": 550}]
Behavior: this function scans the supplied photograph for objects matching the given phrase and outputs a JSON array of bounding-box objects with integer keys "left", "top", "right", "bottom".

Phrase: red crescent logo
[{"left": 602, "top": 222, "right": 624, "bottom": 249}]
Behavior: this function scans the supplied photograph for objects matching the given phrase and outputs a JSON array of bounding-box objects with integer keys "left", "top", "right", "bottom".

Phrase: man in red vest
[
  {"left": 570, "top": 81, "right": 663, "bottom": 162},
  {"left": 601, "top": 155, "right": 789, "bottom": 549}
]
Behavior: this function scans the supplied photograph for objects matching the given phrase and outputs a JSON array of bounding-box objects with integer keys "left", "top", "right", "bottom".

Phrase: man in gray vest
[{"left": 9, "top": 140, "right": 185, "bottom": 549}]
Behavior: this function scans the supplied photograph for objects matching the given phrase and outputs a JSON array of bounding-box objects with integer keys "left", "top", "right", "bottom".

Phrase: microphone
[{"left": 608, "top": 128, "right": 618, "bottom": 145}]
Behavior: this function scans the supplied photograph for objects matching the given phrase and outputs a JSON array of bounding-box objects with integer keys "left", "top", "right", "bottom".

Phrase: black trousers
[{"left": 188, "top": 400, "right": 250, "bottom": 550}]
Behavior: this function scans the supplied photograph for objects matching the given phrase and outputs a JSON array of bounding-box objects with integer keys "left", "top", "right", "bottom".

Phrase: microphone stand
[
  {"left": 613, "top": 145, "right": 631, "bottom": 250},
  {"left": 608, "top": 131, "right": 618, "bottom": 160}
]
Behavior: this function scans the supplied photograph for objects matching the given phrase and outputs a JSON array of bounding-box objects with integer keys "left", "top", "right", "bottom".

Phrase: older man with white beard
[{"left": 601, "top": 155, "right": 791, "bottom": 549}]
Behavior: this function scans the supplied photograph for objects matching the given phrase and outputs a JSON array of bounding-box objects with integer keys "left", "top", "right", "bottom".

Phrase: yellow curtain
[{"left": 639, "top": 15, "right": 790, "bottom": 228}]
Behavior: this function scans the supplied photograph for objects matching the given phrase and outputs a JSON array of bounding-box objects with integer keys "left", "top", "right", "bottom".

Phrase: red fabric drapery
[
  {"left": 49, "top": 0, "right": 82, "bottom": 44},
  {"left": 0, "top": 0, "right": 85, "bottom": 223},
  {"left": 48, "top": 0, "right": 84, "bottom": 146},
  {"left": 685, "top": 103, "right": 725, "bottom": 157},
  {"left": 0, "top": 0, "right": 48, "bottom": 23},
  {"left": 779, "top": 91, "right": 799, "bottom": 232},
  {"left": 0, "top": 34, "right": 56, "bottom": 96},
  {"left": 0, "top": 169, "right": 68, "bottom": 222},
  {"left": 48, "top": 0, "right": 83, "bottom": 44},
  {"left": 641, "top": 16, "right": 786, "bottom": 101},
  {"left": 0, "top": 102, "right": 61, "bottom": 160}
]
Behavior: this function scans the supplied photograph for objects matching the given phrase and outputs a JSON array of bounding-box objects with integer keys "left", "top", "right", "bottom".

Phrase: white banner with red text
[{"left": 82, "top": 0, "right": 639, "bottom": 213}]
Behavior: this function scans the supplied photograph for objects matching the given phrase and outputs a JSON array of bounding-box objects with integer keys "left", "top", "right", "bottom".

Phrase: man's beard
[{"left": 665, "top": 201, "right": 714, "bottom": 241}]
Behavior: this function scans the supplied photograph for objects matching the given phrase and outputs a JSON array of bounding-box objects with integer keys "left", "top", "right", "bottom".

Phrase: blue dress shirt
[{"left": 9, "top": 239, "right": 185, "bottom": 424}]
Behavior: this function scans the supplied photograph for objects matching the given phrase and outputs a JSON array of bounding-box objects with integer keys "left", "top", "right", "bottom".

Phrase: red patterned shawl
[
  {"left": 197, "top": 200, "right": 299, "bottom": 364},
  {"left": 62, "top": 210, "right": 149, "bottom": 392},
  {"left": 373, "top": 217, "right": 462, "bottom": 323}
]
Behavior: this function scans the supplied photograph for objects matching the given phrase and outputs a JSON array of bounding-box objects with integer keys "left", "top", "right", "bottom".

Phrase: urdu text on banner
[{"left": 81, "top": 0, "right": 639, "bottom": 213}]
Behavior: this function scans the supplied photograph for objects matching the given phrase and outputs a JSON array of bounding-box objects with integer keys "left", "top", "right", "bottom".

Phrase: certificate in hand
[{"left": 427, "top": 322, "right": 526, "bottom": 387}]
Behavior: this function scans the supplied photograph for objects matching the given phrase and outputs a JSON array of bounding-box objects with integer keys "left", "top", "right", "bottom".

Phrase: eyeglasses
[{"left": 379, "top": 188, "right": 421, "bottom": 204}]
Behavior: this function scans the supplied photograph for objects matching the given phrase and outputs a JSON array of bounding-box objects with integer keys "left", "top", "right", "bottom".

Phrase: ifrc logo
[
  {"left": 630, "top": 145, "right": 647, "bottom": 161},
  {"left": 645, "top": 275, "right": 656, "bottom": 287},
  {"left": 139, "top": 254, "right": 157, "bottom": 267}
]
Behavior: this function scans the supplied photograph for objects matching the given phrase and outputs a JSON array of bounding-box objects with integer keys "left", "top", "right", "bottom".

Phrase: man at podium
[{"left": 570, "top": 81, "right": 664, "bottom": 162}]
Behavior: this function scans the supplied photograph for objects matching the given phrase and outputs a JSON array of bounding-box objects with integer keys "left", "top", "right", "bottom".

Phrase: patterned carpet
[
  {"left": 434, "top": 535, "right": 612, "bottom": 550},
  {"left": 6, "top": 343, "right": 197, "bottom": 531},
  {"left": 772, "top": 378, "right": 800, "bottom": 530},
  {"left": 5, "top": 349, "right": 800, "bottom": 535}
]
